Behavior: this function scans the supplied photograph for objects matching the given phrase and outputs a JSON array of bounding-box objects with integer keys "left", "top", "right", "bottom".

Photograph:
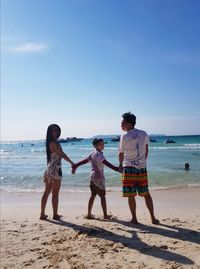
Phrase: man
[{"left": 119, "top": 112, "right": 159, "bottom": 224}]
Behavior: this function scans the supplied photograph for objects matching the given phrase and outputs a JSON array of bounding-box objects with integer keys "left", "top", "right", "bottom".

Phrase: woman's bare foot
[
  {"left": 84, "top": 214, "right": 95, "bottom": 219},
  {"left": 40, "top": 214, "right": 48, "bottom": 220},
  {"left": 152, "top": 218, "right": 160, "bottom": 224},
  {"left": 129, "top": 218, "right": 139, "bottom": 224},
  {"left": 53, "top": 214, "right": 63, "bottom": 220}
]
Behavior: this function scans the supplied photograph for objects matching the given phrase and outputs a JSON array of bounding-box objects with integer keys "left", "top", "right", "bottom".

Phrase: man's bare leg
[
  {"left": 128, "top": 196, "right": 138, "bottom": 224},
  {"left": 144, "top": 193, "right": 159, "bottom": 224}
]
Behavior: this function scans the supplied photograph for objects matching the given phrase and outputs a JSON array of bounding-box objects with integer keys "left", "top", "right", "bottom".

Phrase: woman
[{"left": 40, "top": 124, "right": 74, "bottom": 220}]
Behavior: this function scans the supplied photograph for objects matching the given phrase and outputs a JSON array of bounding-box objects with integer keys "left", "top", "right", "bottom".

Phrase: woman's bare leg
[
  {"left": 52, "top": 179, "right": 61, "bottom": 219},
  {"left": 40, "top": 182, "right": 52, "bottom": 219}
]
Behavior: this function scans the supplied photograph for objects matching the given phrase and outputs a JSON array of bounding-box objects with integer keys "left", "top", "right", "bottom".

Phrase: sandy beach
[{"left": 1, "top": 187, "right": 200, "bottom": 269}]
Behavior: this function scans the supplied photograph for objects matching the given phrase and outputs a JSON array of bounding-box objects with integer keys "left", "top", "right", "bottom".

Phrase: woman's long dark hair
[{"left": 46, "top": 124, "right": 61, "bottom": 163}]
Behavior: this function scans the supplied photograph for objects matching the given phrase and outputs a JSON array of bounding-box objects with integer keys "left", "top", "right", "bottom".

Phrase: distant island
[
  {"left": 149, "top": 134, "right": 166, "bottom": 137},
  {"left": 58, "top": 137, "right": 84, "bottom": 143},
  {"left": 92, "top": 135, "right": 120, "bottom": 139}
]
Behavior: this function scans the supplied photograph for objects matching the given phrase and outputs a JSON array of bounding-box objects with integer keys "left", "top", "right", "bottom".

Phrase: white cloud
[{"left": 13, "top": 42, "right": 48, "bottom": 53}]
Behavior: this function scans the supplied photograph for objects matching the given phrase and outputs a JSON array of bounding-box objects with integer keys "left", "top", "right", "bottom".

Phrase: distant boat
[
  {"left": 59, "top": 137, "right": 84, "bottom": 143},
  {"left": 150, "top": 138, "right": 158, "bottom": 143},
  {"left": 111, "top": 136, "right": 120, "bottom": 142},
  {"left": 164, "top": 139, "right": 176, "bottom": 144}
]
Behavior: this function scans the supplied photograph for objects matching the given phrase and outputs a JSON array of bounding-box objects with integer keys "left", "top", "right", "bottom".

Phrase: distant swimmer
[{"left": 184, "top": 163, "right": 190, "bottom": 170}]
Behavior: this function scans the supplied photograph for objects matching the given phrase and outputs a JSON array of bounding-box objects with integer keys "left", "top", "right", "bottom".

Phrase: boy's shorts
[
  {"left": 90, "top": 181, "right": 106, "bottom": 197},
  {"left": 122, "top": 167, "right": 149, "bottom": 197}
]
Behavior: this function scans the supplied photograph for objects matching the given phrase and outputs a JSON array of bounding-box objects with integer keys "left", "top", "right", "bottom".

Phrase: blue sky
[{"left": 1, "top": 0, "right": 200, "bottom": 141}]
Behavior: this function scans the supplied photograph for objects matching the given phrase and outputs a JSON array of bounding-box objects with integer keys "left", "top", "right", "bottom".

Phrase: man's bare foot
[
  {"left": 103, "top": 214, "right": 113, "bottom": 220},
  {"left": 40, "top": 214, "right": 48, "bottom": 220},
  {"left": 129, "top": 218, "right": 139, "bottom": 224},
  {"left": 84, "top": 214, "right": 95, "bottom": 219},
  {"left": 152, "top": 218, "right": 160, "bottom": 224},
  {"left": 53, "top": 214, "right": 63, "bottom": 220}
]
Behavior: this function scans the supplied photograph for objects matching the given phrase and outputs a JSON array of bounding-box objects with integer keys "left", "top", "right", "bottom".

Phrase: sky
[{"left": 1, "top": 0, "right": 200, "bottom": 141}]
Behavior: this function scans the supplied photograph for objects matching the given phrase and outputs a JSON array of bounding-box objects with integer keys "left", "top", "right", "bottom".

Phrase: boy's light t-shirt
[
  {"left": 87, "top": 149, "right": 105, "bottom": 190},
  {"left": 119, "top": 128, "right": 149, "bottom": 168}
]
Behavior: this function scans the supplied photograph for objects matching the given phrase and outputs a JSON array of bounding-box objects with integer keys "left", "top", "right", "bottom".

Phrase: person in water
[
  {"left": 184, "top": 163, "right": 190, "bottom": 170},
  {"left": 40, "top": 124, "right": 74, "bottom": 220}
]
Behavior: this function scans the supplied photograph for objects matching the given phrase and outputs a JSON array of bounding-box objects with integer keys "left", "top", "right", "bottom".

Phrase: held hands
[
  {"left": 71, "top": 164, "right": 77, "bottom": 174},
  {"left": 118, "top": 165, "right": 123, "bottom": 173}
]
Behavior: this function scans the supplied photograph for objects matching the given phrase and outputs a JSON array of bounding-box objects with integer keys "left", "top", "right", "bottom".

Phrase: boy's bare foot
[
  {"left": 84, "top": 214, "right": 95, "bottom": 219},
  {"left": 129, "top": 218, "right": 139, "bottom": 224},
  {"left": 152, "top": 218, "right": 160, "bottom": 224},
  {"left": 40, "top": 214, "right": 48, "bottom": 220},
  {"left": 53, "top": 214, "right": 63, "bottom": 220}
]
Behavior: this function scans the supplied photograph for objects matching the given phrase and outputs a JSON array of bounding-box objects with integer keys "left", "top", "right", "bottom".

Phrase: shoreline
[
  {"left": 1, "top": 186, "right": 200, "bottom": 220},
  {"left": 1, "top": 183, "right": 200, "bottom": 194}
]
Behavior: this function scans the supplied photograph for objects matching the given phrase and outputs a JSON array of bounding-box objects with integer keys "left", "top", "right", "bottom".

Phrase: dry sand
[{"left": 1, "top": 188, "right": 200, "bottom": 269}]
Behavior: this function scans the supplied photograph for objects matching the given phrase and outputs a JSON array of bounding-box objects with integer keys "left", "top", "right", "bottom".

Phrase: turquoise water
[{"left": 0, "top": 135, "right": 200, "bottom": 193}]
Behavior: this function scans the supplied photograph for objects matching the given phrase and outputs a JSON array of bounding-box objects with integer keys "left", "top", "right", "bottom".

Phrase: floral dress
[{"left": 44, "top": 152, "right": 62, "bottom": 183}]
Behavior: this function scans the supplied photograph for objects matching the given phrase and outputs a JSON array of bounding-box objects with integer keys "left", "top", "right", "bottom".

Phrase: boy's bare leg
[
  {"left": 128, "top": 196, "right": 138, "bottom": 224},
  {"left": 87, "top": 194, "right": 96, "bottom": 218},
  {"left": 100, "top": 195, "right": 111, "bottom": 219},
  {"left": 52, "top": 179, "right": 62, "bottom": 220},
  {"left": 144, "top": 193, "right": 159, "bottom": 224},
  {"left": 40, "top": 182, "right": 52, "bottom": 219}
]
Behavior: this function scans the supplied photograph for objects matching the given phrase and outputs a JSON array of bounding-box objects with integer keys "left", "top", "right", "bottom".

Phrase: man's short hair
[
  {"left": 122, "top": 112, "right": 136, "bottom": 127},
  {"left": 93, "top": 138, "right": 104, "bottom": 146}
]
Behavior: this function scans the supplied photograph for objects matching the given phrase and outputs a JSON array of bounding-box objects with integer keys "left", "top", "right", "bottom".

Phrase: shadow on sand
[
  {"left": 46, "top": 218, "right": 195, "bottom": 265},
  {"left": 110, "top": 218, "right": 200, "bottom": 245}
]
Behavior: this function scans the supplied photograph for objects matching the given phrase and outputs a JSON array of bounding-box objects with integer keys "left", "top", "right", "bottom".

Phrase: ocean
[{"left": 1, "top": 135, "right": 200, "bottom": 193}]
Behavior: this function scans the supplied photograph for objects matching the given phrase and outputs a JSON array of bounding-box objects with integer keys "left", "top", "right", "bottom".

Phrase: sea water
[{"left": 0, "top": 135, "right": 200, "bottom": 193}]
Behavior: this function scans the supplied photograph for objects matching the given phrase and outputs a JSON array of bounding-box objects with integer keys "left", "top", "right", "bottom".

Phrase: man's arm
[
  {"left": 119, "top": 152, "right": 124, "bottom": 166},
  {"left": 118, "top": 152, "right": 124, "bottom": 173},
  {"left": 145, "top": 144, "right": 148, "bottom": 159}
]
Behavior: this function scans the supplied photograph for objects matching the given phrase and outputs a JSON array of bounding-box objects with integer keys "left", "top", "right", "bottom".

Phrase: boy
[
  {"left": 119, "top": 112, "right": 159, "bottom": 224},
  {"left": 72, "top": 138, "right": 119, "bottom": 219}
]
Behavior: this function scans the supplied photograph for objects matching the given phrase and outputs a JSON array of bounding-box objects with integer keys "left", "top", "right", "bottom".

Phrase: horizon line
[{"left": 1, "top": 133, "right": 200, "bottom": 143}]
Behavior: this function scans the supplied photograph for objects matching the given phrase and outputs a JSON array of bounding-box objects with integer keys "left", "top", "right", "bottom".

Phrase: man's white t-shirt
[{"left": 119, "top": 128, "right": 149, "bottom": 168}]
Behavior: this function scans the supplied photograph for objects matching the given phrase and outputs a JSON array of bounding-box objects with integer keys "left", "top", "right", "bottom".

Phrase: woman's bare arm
[{"left": 50, "top": 141, "right": 74, "bottom": 165}]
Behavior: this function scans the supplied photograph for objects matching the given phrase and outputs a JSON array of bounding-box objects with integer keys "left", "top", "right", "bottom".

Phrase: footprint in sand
[
  {"left": 29, "top": 247, "right": 42, "bottom": 252},
  {"left": 32, "top": 236, "right": 40, "bottom": 241},
  {"left": 159, "top": 245, "right": 168, "bottom": 250},
  {"left": 172, "top": 218, "right": 180, "bottom": 223}
]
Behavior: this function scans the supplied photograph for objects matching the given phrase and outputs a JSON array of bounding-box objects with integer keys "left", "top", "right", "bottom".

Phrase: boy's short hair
[
  {"left": 122, "top": 112, "right": 136, "bottom": 127},
  {"left": 93, "top": 138, "right": 104, "bottom": 146}
]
